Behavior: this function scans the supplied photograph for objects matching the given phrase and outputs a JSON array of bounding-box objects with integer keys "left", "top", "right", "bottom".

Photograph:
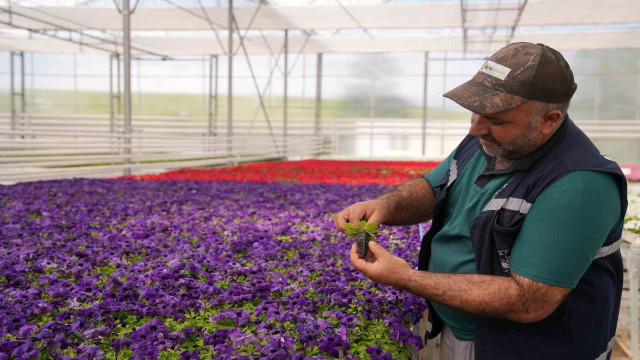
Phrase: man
[{"left": 334, "top": 42, "right": 628, "bottom": 360}]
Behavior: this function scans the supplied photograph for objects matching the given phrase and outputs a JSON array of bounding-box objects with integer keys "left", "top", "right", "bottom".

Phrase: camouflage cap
[{"left": 443, "top": 42, "right": 577, "bottom": 114}]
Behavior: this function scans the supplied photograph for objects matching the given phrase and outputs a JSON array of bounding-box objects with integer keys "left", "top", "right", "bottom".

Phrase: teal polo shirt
[{"left": 423, "top": 147, "right": 621, "bottom": 341}]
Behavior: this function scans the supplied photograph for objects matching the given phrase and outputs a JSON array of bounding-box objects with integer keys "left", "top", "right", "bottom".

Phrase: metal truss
[
  {"left": 162, "top": 0, "right": 227, "bottom": 54},
  {"left": 9, "top": 51, "right": 25, "bottom": 132},
  {"left": 0, "top": 4, "right": 171, "bottom": 58},
  {"left": 460, "top": 0, "right": 528, "bottom": 54}
]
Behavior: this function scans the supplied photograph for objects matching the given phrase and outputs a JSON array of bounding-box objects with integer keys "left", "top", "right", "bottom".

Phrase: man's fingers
[
  {"left": 334, "top": 210, "right": 350, "bottom": 232},
  {"left": 347, "top": 206, "right": 366, "bottom": 228},
  {"left": 367, "top": 211, "right": 384, "bottom": 226}
]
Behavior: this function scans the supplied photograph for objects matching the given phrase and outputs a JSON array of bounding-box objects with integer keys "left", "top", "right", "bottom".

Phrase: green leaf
[
  {"left": 344, "top": 223, "right": 357, "bottom": 230},
  {"left": 365, "top": 222, "right": 379, "bottom": 232},
  {"left": 359, "top": 220, "right": 367, "bottom": 229}
]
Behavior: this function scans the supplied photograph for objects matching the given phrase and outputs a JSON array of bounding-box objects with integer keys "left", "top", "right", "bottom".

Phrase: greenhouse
[{"left": 1, "top": 0, "right": 640, "bottom": 359}]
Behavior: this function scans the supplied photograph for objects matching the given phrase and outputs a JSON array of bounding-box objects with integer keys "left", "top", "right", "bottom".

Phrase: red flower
[{"left": 123, "top": 159, "right": 441, "bottom": 185}]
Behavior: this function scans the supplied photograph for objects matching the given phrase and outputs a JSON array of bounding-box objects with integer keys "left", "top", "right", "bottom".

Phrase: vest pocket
[{"left": 491, "top": 210, "right": 524, "bottom": 273}]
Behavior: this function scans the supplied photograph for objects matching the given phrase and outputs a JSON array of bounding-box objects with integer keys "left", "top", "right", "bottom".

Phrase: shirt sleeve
[
  {"left": 424, "top": 150, "right": 455, "bottom": 190},
  {"left": 509, "top": 171, "right": 622, "bottom": 288}
]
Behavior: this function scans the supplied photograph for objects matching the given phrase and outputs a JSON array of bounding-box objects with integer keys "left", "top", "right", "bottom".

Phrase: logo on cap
[{"left": 480, "top": 60, "right": 511, "bottom": 81}]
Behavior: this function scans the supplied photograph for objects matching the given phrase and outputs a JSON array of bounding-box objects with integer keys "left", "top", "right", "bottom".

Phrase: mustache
[{"left": 480, "top": 135, "right": 499, "bottom": 144}]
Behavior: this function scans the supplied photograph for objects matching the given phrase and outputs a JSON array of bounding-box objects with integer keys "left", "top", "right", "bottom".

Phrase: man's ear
[{"left": 539, "top": 110, "right": 563, "bottom": 136}]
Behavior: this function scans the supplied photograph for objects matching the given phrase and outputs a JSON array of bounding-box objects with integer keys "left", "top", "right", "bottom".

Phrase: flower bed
[
  {"left": 125, "top": 160, "right": 441, "bottom": 186},
  {"left": 0, "top": 179, "right": 427, "bottom": 359}
]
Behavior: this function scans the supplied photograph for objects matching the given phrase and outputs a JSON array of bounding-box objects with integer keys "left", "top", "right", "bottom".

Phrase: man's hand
[
  {"left": 350, "top": 241, "right": 412, "bottom": 288},
  {"left": 333, "top": 178, "right": 436, "bottom": 233},
  {"left": 334, "top": 199, "right": 390, "bottom": 233},
  {"left": 351, "top": 244, "right": 572, "bottom": 323}
]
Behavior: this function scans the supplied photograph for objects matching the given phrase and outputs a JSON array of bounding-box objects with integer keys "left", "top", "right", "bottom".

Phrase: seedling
[{"left": 345, "top": 220, "right": 382, "bottom": 258}]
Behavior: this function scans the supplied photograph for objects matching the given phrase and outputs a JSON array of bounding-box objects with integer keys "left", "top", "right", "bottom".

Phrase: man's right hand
[{"left": 333, "top": 199, "right": 391, "bottom": 233}]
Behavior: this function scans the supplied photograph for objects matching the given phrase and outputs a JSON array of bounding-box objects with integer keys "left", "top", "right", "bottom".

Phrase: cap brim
[{"left": 443, "top": 79, "right": 528, "bottom": 115}]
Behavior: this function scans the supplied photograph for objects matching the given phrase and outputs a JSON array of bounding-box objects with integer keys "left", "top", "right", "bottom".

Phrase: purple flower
[
  {"left": 78, "top": 345, "right": 103, "bottom": 360},
  {"left": 82, "top": 327, "right": 110, "bottom": 341},
  {"left": 260, "top": 339, "right": 289, "bottom": 360},
  {"left": 16, "top": 325, "right": 37, "bottom": 338},
  {"left": 318, "top": 334, "right": 351, "bottom": 358},
  {"left": 111, "top": 338, "right": 132, "bottom": 352},
  {"left": 10, "top": 341, "right": 37, "bottom": 359},
  {"left": 229, "top": 330, "right": 259, "bottom": 347},
  {"left": 179, "top": 350, "right": 200, "bottom": 360},
  {"left": 366, "top": 346, "right": 395, "bottom": 360},
  {"left": 0, "top": 179, "right": 428, "bottom": 358}
]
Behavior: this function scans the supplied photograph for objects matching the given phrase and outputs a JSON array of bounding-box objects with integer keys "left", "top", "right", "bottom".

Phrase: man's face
[{"left": 469, "top": 102, "right": 543, "bottom": 160}]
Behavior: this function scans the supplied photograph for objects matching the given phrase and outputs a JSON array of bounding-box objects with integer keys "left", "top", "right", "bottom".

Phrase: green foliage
[{"left": 344, "top": 221, "right": 382, "bottom": 240}]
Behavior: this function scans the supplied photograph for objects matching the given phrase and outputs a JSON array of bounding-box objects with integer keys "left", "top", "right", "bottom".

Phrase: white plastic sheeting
[
  {"left": 0, "top": 1, "right": 638, "bottom": 31},
  {"left": 0, "top": 30, "right": 638, "bottom": 55}
]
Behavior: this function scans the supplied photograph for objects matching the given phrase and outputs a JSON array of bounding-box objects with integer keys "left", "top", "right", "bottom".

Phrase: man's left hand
[{"left": 350, "top": 241, "right": 413, "bottom": 288}]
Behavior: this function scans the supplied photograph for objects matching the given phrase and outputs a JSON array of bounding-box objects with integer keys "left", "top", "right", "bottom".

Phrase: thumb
[{"left": 367, "top": 241, "right": 388, "bottom": 256}]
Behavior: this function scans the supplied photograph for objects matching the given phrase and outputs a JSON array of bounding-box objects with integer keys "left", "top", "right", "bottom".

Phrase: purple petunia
[
  {"left": 0, "top": 179, "right": 428, "bottom": 358},
  {"left": 318, "top": 333, "right": 351, "bottom": 358}
]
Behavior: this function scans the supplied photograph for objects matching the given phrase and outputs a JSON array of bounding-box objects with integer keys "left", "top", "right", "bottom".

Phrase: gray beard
[{"left": 483, "top": 118, "right": 542, "bottom": 161}]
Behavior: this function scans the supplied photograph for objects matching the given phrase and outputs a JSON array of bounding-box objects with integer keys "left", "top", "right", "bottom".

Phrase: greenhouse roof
[{"left": 0, "top": 0, "right": 638, "bottom": 55}]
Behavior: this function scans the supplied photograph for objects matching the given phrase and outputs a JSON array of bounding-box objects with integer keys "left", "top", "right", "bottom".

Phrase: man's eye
[{"left": 490, "top": 120, "right": 504, "bottom": 125}]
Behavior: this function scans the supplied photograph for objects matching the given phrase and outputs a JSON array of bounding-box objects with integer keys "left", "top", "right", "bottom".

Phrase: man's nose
[{"left": 469, "top": 114, "right": 490, "bottom": 136}]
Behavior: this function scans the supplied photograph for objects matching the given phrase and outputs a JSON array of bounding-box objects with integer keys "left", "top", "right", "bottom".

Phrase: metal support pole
[
  {"left": 9, "top": 52, "right": 15, "bottom": 131},
  {"left": 122, "top": 0, "right": 132, "bottom": 175},
  {"left": 29, "top": 53, "right": 34, "bottom": 113},
  {"left": 109, "top": 54, "right": 115, "bottom": 134},
  {"left": 214, "top": 55, "right": 219, "bottom": 137},
  {"left": 369, "top": 54, "right": 378, "bottom": 158},
  {"left": 441, "top": 53, "right": 447, "bottom": 157},
  {"left": 631, "top": 241, "right": 640, "bottom": 360},
  {"left": 594, "top": 50, "right": 602, "bottom": 121},
  {"left": 19, "top": 52, "right": 25, "bottom": 115},
  {"left": 315, "top": 53, "right": 323, "bottom": 137},
  {"left": 208, "top": 54, "right": 214, "bottom": 136},
  {"left": 422, "top": 51, "right": 429, "bottom": 157},
  {"left": 117, "top": 54, "right": 121, "bottom": 123},
  {"left": 227, "top": 0, "right": 233, "bottom": 160},
  {"left": 73, "top": 54, "right": 78, "bottom": 113},
  {"left": 283, "top": 29, "right": 288, "bottom": 157}
]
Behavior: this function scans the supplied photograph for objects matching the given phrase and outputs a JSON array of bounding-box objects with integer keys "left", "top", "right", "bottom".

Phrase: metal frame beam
[
  {"left": 163, "top": 0, "right": 227, "bottom": 54},
  {"left": 232, "top": 18, "right": 281, "bottom": 156},
  {"left": 0, "top": 6, "right": 170, "bottom": 58},
  {"left": 369, "top": 53, "right": 378, "bottom": 157},
  {"left": 260, "top": 30, "right": 286, "bottom": 76},
  {"left": 460, "top": 0, "right": 468, "bottom": 53},
  {"left": 233, "top": 28, "right": 314, "bottom": 157},
  {"left": 9, "top": 52, "right": 15, "bottom": 131},
  {"left": 232, "top": 1, "right": 265, "bottom": 56},
  {"left": 283, "top": 29, "right": 288, "bottom": 157},
  {"left": 9, "top": 52, "right": 25, "bottom": 132},
  {"left": 20, "top": 52, "right": 25, "bottom": 116},
  {"left": 507, "top": 0, "right": 529, "bottom": 44},
  {"left": 422, "top": 51, "right": 428, "bottom": 157},
  {"left": 208, "top": 54, "right": 219, "bottom": 136},
  {"left": 122, "top": 0, "right": 133, "bottom": 175},
  {"left": 227, "top": 0, "right": 233, "bottom": 159},
  {"left": 315, "top": 53, "right": 322, "bottom": 137},
  {"left": 460, "top": 0, "right": 529, "bottom": 53},
  {"left": 109, "top": 53, "right": 122, "bottom": 134}
]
